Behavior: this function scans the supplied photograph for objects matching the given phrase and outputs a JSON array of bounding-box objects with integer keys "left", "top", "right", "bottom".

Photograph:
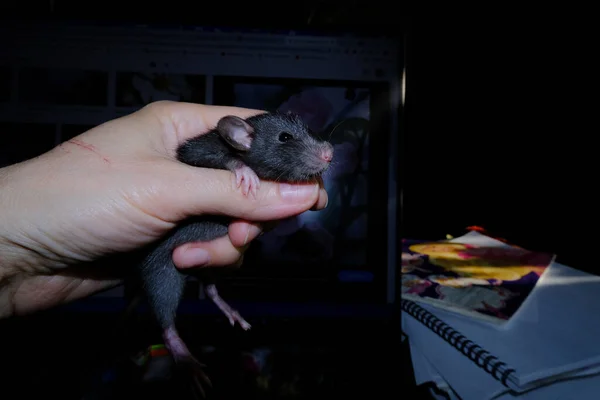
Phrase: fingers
[
  {"left": 228, "top": 220, "right": 262, "bottom": 248},
  {"left": 167, "top": 167, "right": 321, "bottom": 222},
  {"left": 172, "top": 220, "right": 262, "bottom": 269},
  {"left": 173, "top": 236, "right": 241, "bottom": 269},
  {"left": 311, "top": 176, "right": 329, "bottom": 211}
]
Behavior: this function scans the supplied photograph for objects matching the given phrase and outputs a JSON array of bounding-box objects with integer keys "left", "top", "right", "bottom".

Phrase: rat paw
[
  {"left": 190, "top": 362, "right": 212, "bottom": 398},
  {"left": 228, "top": 310, "right": 252, "bottom": 330},
  {"left": 177, "top": 359, "right": 212, "bottom": 399},
  {"left": 234, "top": 165, "right": 260, "bottom": 198},
  {"left": 171, "top": 353, "right": 212, "bottom": 398}
]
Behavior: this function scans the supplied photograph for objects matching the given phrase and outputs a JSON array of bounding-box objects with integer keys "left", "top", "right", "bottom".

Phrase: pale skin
[{"left": 0, "top": 101, "right": 328, "bottom": 319}]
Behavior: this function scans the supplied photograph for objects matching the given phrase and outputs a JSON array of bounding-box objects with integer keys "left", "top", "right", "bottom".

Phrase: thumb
[{"left": 164, "top": 166, "right": 321, "bottom": 222}]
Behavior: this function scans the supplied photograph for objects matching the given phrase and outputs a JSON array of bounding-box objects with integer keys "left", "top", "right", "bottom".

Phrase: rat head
[{"left": 216, "top": 112, "right": 334, "bottom": 182}]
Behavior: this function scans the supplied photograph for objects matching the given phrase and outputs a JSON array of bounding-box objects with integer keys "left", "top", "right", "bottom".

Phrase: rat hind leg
[
  {"left": 162, "top": 325, "right": 198, "bottom": 364},
  {"left": 163, "top": 324, "right": 211, "bottom": 398},
  {"left": 204, "top": 283, "right": 251, "bottom": 330},
  {"left": 140, "top": 255, "right": 211, "bottom": 396}
]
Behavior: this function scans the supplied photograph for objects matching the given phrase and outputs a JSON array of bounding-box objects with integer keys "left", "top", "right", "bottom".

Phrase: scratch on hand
[{"left": 67, "top": 139, "right": 111, "bottom": 164}]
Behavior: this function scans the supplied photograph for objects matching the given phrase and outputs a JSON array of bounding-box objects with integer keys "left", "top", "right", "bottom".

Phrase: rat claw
[
  {"left": 163, "top": 327, "right": 211, "bottom": 398},
  {"left": 192, "top": 376, "right": 206, "bottom": 399},
  {"left": 250, "top": 175, "right": 260, "bottom": 199},
  {"left": 186, "top": 358, "right": 213, "bottom": 399},
  {"left": 232, "top": 174, "right": 241, "bottom": 193},
  {"left": 205, "top": 284, "right": 252, "bottom": 330},
  {"left": 234, "top": 166, "right": 260, "bottom": 198},
  {"left": 230, "top": 310, "right": 252, "bottom": 330},
  {"left": 192, "top": 365, "right": 212, "bottom": 387},
  {"left": 240, "top": 320, "right": 252, "bottom": 331}
]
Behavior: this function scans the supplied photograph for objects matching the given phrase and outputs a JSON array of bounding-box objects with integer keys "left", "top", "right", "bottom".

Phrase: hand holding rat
[{"left": 0, "top": 101, "right": 328, "bottom": 318}]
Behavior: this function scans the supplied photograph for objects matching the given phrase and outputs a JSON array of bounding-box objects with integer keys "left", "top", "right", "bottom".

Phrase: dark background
[
  {"left": 0, "top": 4, "right": 595, "bottom": 400},
  {"left": 404, "top": 18, "right": 594, "bottom": 273},
  {"left": 1, "top": 5, "right": 591, "bottom": 264}
]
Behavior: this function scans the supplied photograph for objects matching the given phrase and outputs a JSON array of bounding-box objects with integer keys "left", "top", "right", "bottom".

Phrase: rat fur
[{"left": 135, "top": 111, "right": 334, "bottom": 397}]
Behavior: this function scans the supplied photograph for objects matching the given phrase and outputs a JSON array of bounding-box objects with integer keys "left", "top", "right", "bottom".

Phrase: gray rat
[{"left": 136, "top": 111, "right": 334, "bottom": 397}]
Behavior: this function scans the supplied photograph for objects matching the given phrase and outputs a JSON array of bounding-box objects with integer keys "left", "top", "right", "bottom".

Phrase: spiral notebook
[{"left": 402, "top": 231, "right": 600, "bottom": 399}]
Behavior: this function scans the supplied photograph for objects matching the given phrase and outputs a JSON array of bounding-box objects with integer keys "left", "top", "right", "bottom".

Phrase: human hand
[{"left": 0, "top": 101, "right": 328, "bottom": 317}]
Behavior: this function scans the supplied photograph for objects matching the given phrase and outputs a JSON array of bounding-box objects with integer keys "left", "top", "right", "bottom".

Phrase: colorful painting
[{"left": 401, "top": 233, "right": 555, "bottom": 324}]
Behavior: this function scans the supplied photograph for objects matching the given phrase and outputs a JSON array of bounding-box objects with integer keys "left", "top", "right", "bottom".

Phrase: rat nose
[{"left": 320, "top": 146, "right": 333, "bottom": 163}]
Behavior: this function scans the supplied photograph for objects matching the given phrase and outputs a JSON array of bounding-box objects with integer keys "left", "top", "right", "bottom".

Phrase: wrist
[
  {"left": 0, "top": 166, "right": 24, "bottom": 318},
  {"left": 0, "top": 162, "right": 72, "bottom": 274},
  {"left": 0, "top": 165, "right": 37, "bottom": 279}
]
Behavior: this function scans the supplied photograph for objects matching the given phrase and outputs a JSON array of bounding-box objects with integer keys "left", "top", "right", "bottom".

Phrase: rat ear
[{"left": 216, "top": 116, "right": 254, "bottom": 151}]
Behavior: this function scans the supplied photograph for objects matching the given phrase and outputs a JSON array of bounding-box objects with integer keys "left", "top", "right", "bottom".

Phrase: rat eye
[{"left": 278, "top": 132, "right": 293, "bottom": 142}]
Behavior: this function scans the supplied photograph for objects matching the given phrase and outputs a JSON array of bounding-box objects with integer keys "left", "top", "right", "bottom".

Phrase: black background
[
  {"left": 0, "top": 4, "right": 597, "bottom": 399},
  {"left": 1, "top": 6, "right": 593, "bottom": 269}
]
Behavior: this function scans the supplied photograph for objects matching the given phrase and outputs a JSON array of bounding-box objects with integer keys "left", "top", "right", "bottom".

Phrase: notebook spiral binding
[{"left": 402, "top": 299, "right": 519, "bottom": 391}]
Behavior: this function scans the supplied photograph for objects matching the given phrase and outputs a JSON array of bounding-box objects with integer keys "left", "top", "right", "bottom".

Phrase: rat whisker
[
  {"left": 327, "top": 119, "right": 346, "bottom": 140},
  {"left": 276, "top": 168, "right": 289, "bottom": 182}
]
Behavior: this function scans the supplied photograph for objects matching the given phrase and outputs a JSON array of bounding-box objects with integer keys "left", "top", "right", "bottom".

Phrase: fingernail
[
  {"left": 280, "top": 183, "right": 318, "bottom": 200},
  {"left": 310, "top": 188, "right": 328, "bottom": 211},
  {"left": 180, "top": 247, "right": 210, "bottom": 267},
  {"left": 243, "top": 224, "right": 262, "bottom": 246}
]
